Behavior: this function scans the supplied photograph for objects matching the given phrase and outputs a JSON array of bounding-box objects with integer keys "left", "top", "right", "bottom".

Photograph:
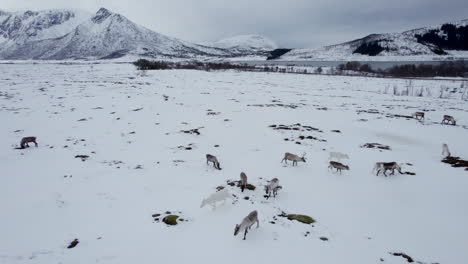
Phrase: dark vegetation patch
[
  {"left": 247, "top": 103, "right": 303, "bottom": 109},
  {"left": 269, "top": 124, "right": 323, "bottom": 133},
  {"left": 361, "top": 143, "right": 391, "bottom": 150},
  {"left": 152, "top": 211, "right": 187, "bottom": 226},
  {"left": 74, "top": 155, "right": 90, "bottom": 161},
  {"left": 389, "top": 252, "right": 414, "bottom": 263},
  {"left": 177, "top": 143, "right": 195, "bottom": 150},
  {"left": 353, "top": 41, "right": 388, "bottom": 56},
  {"left": 278, "top": 213, "right": 316, "bottom": 224},
  {"left": 442, "top": 156, "right": 468, "bottom": 169},
  {"left": 337, "top": 60, "right": 468, "bottom": 77},
  {"left": 133, "top": 59, "right": 256, "bottom": 71},
  {"left": 266, "top": 48, "right": 292, "bottom": 60},
  {"left": 415, "top": 23, "right": 468, "bottom": 51},
  {"left": 180, "top": 127, "right": 203, "bottom": 135},
  {"left": 67, "top": 239, "right": 79, "bottom": 249}
]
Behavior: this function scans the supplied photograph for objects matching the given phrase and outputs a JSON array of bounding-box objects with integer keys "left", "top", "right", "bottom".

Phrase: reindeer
[
  {"left": 329, "top": 152, "right": 349, "bottom": 162},
  {"left": 234, "top": 210, "right": 259, "bottom": 240},
  {"left": 441, "top": 115, "right": 456, "bottom": 125},
  {"left": 240, "top": 172, "right": 248, "bottom": 192},
  {"left": 281, "top": 152, "right": 306, "bottom": 166},
  {"left": 206, "top": 154, "right": 221, "bottom": 170},
  {"left": 264, "top": 178, "right": 281, "bottom": 199},
  {"left": 328, "top": 161, "right": 349, "bottom": 174},
  {"left": 20, "top": 137, "right": 38, "bottom": 149},
  {"left": 412, "top": 112, "right": 425, "bottom": 120},
  {"left": 373, "top": 162, "right": 402, "bottom": 176},
  {"left": 200, "top": 189, "right": 233, "bottom": 210},
  {"left": 442, "top": 143, "right": 451, "bottom": 158}
]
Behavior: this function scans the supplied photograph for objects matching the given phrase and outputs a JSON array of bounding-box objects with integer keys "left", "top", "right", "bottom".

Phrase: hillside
[{"left": 278, "top": 19, "right": 468, "bottom": 61}]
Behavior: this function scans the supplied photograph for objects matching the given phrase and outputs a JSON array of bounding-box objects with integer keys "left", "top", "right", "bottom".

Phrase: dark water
[{"left": 241, "top": 60, "right": 467, "bottom": 70}]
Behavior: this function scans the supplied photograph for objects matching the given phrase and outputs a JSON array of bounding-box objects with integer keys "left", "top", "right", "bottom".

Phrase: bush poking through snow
[
  {"left": 163, "top": 215, "right": 179, "bottom": 225},
  {"left": 286, "top": 214, "right": 316, "bottom": 224}
]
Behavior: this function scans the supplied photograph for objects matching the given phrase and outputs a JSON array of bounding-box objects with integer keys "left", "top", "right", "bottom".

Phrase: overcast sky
[{"left": 2, "top": 0, "right": 468, "bottom": 48}]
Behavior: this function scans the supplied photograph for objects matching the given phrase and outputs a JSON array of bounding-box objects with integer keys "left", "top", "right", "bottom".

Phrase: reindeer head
[
  {"left": 234, "top": 224, "right": 240, "bottom": 236},
  {"left": 301, "top": 152, "right": 307, "bottom": 162},
  {"left": 344, "top": 165, "right": 350, "bottom": 170}
]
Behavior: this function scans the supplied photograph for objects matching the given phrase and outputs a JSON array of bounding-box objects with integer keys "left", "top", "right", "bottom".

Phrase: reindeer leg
[{"left": 243, "top": 229, "right": 247, "bottom": 240}]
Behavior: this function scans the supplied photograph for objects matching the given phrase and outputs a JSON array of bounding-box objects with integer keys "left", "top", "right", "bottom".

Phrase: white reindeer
[
  {"left": 264, "top": 178, "right": 281, "bottom": 199},
  {"left": 281, "top": 152, "right": 306, "bottom": 166},
  {"left": 234, "top": 210, "right": 259, "bottom": 240},
  {"left": 442, "top": 143, "right": 451, "bottom": 158},
  {"left": 328, "top": 152, "right": 349, "bottom": 162},
  {"left": 200, "top": 189, "right": 233, "bottom": 210}
]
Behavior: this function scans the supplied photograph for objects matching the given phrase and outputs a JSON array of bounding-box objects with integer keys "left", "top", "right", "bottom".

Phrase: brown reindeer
[
  {"left": 281, "top": 152, "right": 306, "bottom": 166},
  {"left": 206, "top": 154, "right": 221, "bottom": 170},
  {"left": 412, "top": 112, "right": 425, "bottom": 120},
  {"left": 20, "top": 137, "right": 38, "bottom": 149},
  {"left": 373, "top": 162, "right": 402, "bottom": 176},
  {"left": 328, "top": 161, "right": 349, "bottom": 174},
  {"left": 441, "top": 115, "right": 456, "bottom": 125}
]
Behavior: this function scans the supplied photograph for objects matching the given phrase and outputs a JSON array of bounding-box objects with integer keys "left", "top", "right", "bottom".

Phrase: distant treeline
[
  {"left": 133, "top": 59, "right": 256, "bottom": 71},
  {"left": 337, "top": 61, "right": 468, "bottom": 78}
]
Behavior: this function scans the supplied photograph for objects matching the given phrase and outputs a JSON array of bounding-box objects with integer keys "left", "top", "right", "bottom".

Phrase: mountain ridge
[{"left": 0, "top": 8, "right": 276, "bottom": 60}]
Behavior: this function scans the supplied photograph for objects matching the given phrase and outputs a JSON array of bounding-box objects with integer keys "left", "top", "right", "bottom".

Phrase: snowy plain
[{"left": 0, "top": 63, "right": 467, "bottom": 264}]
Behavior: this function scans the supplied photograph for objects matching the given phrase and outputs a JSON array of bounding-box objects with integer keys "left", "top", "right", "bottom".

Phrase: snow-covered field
[{"left": 1, "top": 63, "right": 467, "bottom": 264}]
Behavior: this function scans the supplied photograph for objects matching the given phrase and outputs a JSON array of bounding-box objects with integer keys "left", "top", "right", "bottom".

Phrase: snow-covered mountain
[
  {"left": 0, "top": 9, "right": 91, "bottom": 45},
  {"left": 0, "top": 8, "right": 273, "bottom": 60},
  {"left": 211, "top": 34, "right": 278, "bottom": 55},
  {"left": 278, "top": 19, "right": 468, "bottom": 61}
]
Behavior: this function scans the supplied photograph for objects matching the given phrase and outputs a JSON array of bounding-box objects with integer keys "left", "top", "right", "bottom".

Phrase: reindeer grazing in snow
[
  {"left": 264, "top": 178, "right": 281, "bottom": 199},
  {"left": 19, "top": 137, "right": 38, "bottom": 149},
  {"left": 412, "top": 111, "right": 425, "bottom": 120},
  {"left": 442, "top": 143, "right": 451, "bottom": 158},
  {"left": 281, "top": 152, "right": 306, "bottom": 166},
  {"left": 328, "top": 161, "right": 349, "bottom": 174},
  {"left": 373, "top": 162, "right": 402, "bottom": 176},
  {"left": 234, "top": 210, "right": 259, "bottom": 240},
  {"left": 200, "top": 189, "right": 233, "bottom": 210},
  {"left": 206, "top": 154, "right": 221, "bottom": 170},
  {"left": 240, "top": 172, "right": 248, "bottom": 192},
  {"left": 441, "top": 115, "right": 456, "bottom": 125}
]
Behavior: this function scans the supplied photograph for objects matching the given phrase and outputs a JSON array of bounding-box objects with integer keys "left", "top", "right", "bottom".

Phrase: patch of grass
[
  {"left": 162, "top": 215, "right": 179, "bottom": 225},
  {"left": 287, "top": 214, "right": 316, "bottom": 224}
]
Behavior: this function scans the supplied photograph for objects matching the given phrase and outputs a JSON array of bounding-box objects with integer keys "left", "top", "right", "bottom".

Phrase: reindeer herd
[
  {"left": 13, "top": 111, "right": 459, "bottom": 240},
  {"left": 412, "top": 112, "right": 457, "bottom": 126}
]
